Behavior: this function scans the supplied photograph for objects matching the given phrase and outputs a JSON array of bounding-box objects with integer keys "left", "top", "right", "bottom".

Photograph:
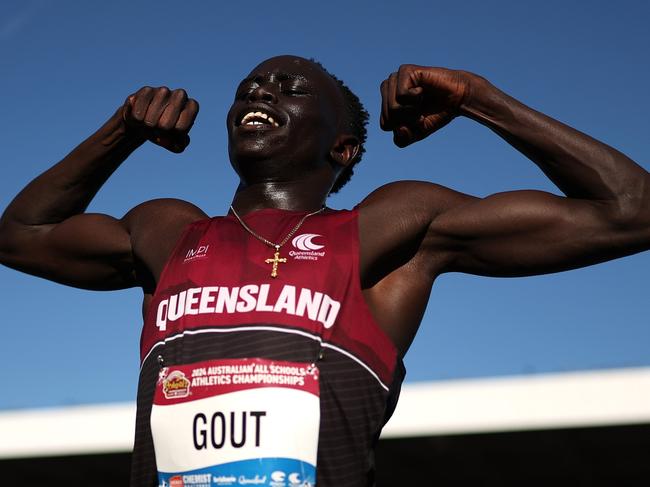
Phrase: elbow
[
  {"left": 0, "top": 213, "right": 12, "bottom": 259},
  {"left": 0, "top": 219, "right": 18, "bottom": 265},
  {"left": 608, "top": 174, "right": 650, "bottom": 230},
  {"left": 0, "top": 215, "right": 36, "bottom": 267}
]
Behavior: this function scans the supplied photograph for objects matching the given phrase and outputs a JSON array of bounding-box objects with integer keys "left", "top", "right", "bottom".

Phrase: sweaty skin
[{"left": 1, "top": 55, "right": 649, "bottom": 361}]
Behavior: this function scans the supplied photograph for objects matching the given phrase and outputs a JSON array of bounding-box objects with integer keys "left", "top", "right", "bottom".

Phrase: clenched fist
[
  {"left": 122, "top": 86, "right": 199, "bottom": 153},
  {"left": 380, "top": 65, "right": 472, "bottom": 148}
]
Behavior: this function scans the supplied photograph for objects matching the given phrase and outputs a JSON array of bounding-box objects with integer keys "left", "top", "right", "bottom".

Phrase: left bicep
[{"left": 430, "top": 189, "right": 640, "bottom": 277}]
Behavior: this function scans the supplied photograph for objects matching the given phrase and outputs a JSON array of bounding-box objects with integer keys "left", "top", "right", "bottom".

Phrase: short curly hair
[{"left": 310, "top": 59, "right": 369, "bottom": 194}]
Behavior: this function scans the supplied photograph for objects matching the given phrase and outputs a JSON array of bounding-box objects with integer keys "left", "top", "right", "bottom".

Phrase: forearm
[
  {"left": 1, "top": 108, "right": 143, "bottom": 229},
  {"left": 461, "top": 76, "right": 649, "bottom": 208}
]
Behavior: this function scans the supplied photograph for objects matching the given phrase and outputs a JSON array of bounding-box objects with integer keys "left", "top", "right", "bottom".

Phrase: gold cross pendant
[{"left": 265, "top": 246, "right": 287, "bottom": 278}]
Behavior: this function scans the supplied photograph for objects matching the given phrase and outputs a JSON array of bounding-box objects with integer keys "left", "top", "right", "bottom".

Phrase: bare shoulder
[
  {"left": 123, "top": 197, "right": 207, "bottom": 249},
  {"left": 355, "top": 181, "right": 477, "bottom": 353},
  {"left": 123, "top": 198, "right": 207, "bottom": 222},
  {"left": 356, "top": 180, "right": 476, "bottom": 285},
  {"left": 122, "top": 198, "right": 208, "bottom": 289},
  {"left": 356, "top": 180, "right": 475, "bottom": 256},
  {"left": 357, "top": 180, "right": 473, "bottom": 220}
]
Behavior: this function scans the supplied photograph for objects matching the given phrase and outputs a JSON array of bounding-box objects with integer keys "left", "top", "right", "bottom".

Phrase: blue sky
[{"left": 1, "top": 0, "right": 649, "bottom": 409}]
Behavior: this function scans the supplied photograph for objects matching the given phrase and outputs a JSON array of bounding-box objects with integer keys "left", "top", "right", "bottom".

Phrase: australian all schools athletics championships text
[{"left": 155, "top": 283, "right": 341, "bottom": 331}]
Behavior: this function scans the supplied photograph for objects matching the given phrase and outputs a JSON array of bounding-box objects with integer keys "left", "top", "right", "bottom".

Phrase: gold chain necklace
[{"left": 229, "top": 205, "right": 325, "bottom": 278}]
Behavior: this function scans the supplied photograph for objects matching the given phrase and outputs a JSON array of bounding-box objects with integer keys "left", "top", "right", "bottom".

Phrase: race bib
[{"left": 151, "top": 358, "right": 320, "bottom": 487}]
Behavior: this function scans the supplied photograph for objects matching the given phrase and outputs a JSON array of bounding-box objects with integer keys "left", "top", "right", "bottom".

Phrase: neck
[{"left": 230, "top": 172, "right": 332, "bottom": 215}]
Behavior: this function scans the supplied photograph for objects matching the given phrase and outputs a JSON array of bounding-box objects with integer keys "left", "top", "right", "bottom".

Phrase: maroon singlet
[{"left": 130, "top": 208, "right": 405, "bottom": 487}]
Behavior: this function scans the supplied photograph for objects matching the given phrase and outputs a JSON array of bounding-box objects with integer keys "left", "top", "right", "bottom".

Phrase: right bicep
[{"left": 0, "top": 213, "right": 136, "bottom": 290}]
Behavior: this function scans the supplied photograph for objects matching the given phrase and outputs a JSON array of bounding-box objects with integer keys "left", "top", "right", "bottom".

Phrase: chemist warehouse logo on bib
[{"left": 289, "top": 234, "right": 325, "bottom": 262}]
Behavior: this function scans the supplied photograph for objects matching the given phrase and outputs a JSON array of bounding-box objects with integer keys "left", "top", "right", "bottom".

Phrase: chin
[
  {"left": 228, "top": 145, "right": 280, "bottom": 185},
  {"left": 229, "top": 138, "right": 280, "bottom": 167},
  {"left": 230, "top": 124, "right": 288, "bottom": 152}
]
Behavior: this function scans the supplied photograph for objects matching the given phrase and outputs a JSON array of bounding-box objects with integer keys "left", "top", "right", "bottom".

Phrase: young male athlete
[{"left": 1, "top": 55, "right": 649, "bottom": 486}]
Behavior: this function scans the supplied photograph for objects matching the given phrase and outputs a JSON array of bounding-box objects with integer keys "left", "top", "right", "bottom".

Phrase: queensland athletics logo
[
  {"left": 290, "top": 234, "right": 325, "bottom": 262},
  {"left": 292, "top": 234, "right": 324, "bottom": 251}
]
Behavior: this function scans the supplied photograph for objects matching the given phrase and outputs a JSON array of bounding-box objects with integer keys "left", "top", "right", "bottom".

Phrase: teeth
[{"left": 240, "top": 111, "right": 280, "bottom": 127}]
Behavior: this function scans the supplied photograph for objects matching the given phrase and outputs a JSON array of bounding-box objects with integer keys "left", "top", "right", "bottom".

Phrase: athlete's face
[{"left": 227, "top": 55, "right": 346, "bottom": 184}]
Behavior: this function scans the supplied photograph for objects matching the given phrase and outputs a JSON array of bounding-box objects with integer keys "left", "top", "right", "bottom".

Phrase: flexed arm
[
  {"left": 360, "top": 65, "right": 650, "bottom": 279},
  {"left": 0, "top": 87, "right": 199, "bottom": 289}
]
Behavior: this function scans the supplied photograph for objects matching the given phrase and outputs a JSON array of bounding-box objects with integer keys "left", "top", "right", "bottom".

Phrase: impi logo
[{"left": 184, "top": 244, "right": 209, "bottom": 262}]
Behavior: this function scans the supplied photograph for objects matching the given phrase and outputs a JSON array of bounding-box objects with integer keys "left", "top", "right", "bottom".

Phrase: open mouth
[{"left": 238, "top": 110, "right": 280, "bottom": 128}]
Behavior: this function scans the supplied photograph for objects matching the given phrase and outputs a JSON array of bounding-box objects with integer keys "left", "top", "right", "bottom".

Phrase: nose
[{"left": 248, "top": 84, "right": 277, "bottom": 103}]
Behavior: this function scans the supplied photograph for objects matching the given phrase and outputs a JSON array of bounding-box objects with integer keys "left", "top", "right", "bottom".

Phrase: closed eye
[
  {"left": 281, "top": 82, "right": 310, "bottom": 96},
  {"left": 236, "top": 82, "right": 258, "bottom": 100}
]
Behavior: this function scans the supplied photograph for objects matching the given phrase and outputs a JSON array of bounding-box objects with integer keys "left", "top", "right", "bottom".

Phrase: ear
[{"left": 329, "top": 134, "right": 360, "bottom": 168}]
